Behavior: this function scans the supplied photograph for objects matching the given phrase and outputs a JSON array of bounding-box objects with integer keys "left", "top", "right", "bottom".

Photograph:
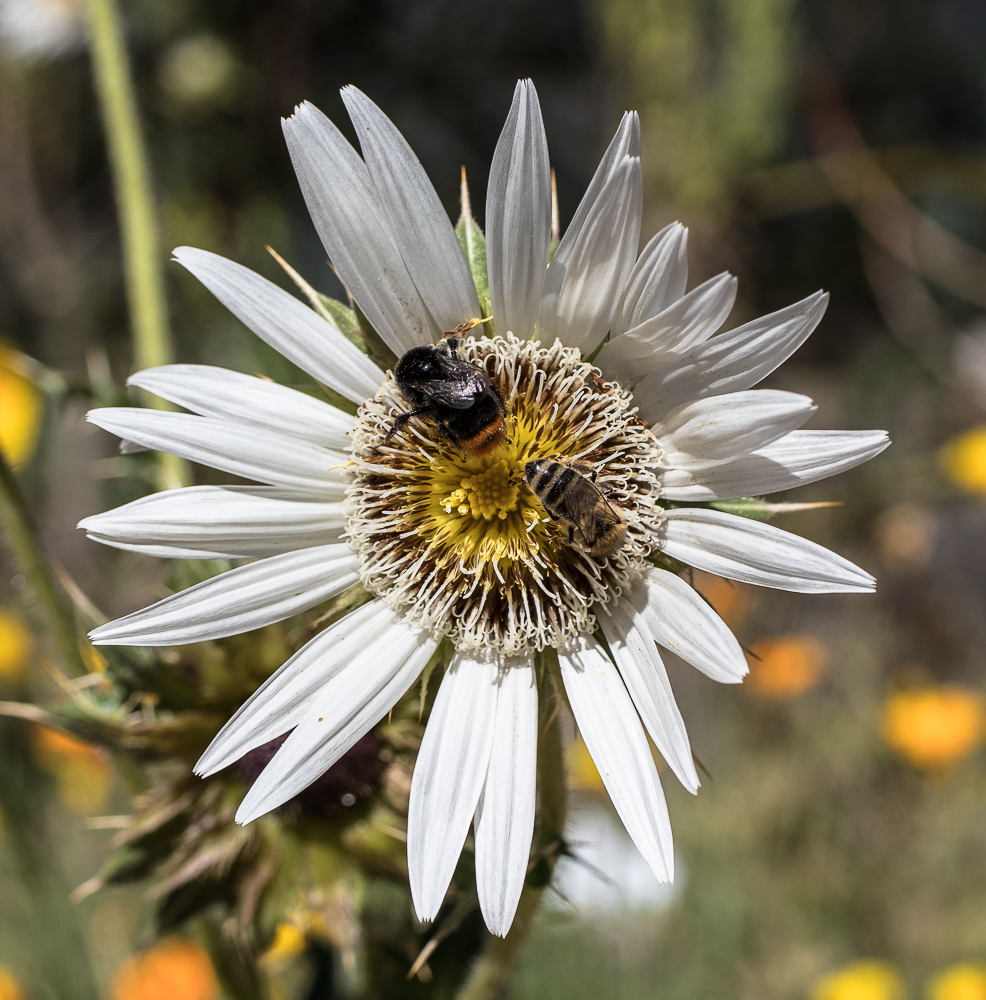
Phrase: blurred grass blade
[{"left": 86, "top": 0, "right": 187, "bottom": 488}]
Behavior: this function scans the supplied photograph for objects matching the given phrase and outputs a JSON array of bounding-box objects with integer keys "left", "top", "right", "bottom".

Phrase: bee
[
  {"left": 524, "top": 459, "right": 628, "bottom": 558},
  {"left": 386, "top": 331, "right": 506, "bottom": 457}
]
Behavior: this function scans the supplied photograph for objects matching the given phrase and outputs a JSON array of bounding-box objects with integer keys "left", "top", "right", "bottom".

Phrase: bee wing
[
  {"left": 565, "top": 486, "right": 605, "bottom": 544},
  {"left": 410, "top": 379, "right": 479, "bottom": 409}
]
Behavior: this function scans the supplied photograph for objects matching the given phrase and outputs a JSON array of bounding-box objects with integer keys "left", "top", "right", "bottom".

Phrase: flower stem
[
  {"left": 85, "top": 0, "right": 168, "bottom": 372},
  {"left": 0, "top": 449, "right": 87, "bottom": 678},
  {"left": 198, "top": 917, "right": 269, "bottom": 1000},
  {"left": 85, "top": 0, "right": 187, "bottom": 488},
  {"left": 456, "top": 659, "right": 568, "bottom": 1000}
]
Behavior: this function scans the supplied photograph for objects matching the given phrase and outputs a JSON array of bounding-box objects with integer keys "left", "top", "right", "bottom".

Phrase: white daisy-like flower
[{"left": 82, "top": 80, "right": 889, "bottom": 936}]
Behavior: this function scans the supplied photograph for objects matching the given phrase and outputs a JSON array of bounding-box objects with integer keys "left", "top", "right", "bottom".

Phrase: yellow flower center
[
  {"left": 444, "top": 461, "right": 519, "bottom": 521},
  {"left": 348, "top": 334, "right": 665, "bottom": 653},
  {"left": 414, "top": 412, "right": 553, "bottom": 568}
]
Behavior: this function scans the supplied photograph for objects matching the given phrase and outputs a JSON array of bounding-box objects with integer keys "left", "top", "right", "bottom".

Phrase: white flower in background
[
  {"left": 82, "top": 80, "right": 889, "bottom": 936},
  {"left": 0, "top": 0, "right": 83, "bottom": 59}
]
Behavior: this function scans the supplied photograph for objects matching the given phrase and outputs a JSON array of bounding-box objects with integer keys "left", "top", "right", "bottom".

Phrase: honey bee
[
  {"left": 386, "top": 332, "right": 506, "bottom": 457},
  {"left": 524, "top": 459, "right": 628, "bottom": 558}
]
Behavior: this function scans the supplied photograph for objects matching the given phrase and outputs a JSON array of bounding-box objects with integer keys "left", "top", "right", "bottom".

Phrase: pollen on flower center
[
  {"left": 445, "top": 461, "right": 520, "bottom": 521},
  {"left": 346, "top": 334, "right": 665, "bottom": 654}
]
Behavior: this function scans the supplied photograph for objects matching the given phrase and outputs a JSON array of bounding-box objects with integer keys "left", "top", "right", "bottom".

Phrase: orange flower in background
[
  {"left": 873, "top": 502, "right": 936, "bottom": 571},
  {"left": 812, "top": 960, "right": 906, "bottom": 1000},
  {"left": 928, "top": 964, "right": 986, "bottom": 1000},
  {"left": 0, "top": 609, "right": 33, "bottom": 681},
  {"left": 941, "top": 426, "right": 986, "bottom": 496},
  {"left": 34, "top": 725, "right": 112, "bottom": 814},
  {"left": 693, "top": 570, "right": 755, "bottom": 628},
  {"left": 0, "top": 344, "right": 42, "bottom": 469},
  {"left": 882, "top": 686, "right": 985, "bottom": 769},
  {"left": 747, "top": 634, "right": 829, "bottom": 699},
  {"left": 112, "top": 938, "right": 220, "bottom": 1000},
  {"left": 0, "top": 965, "right": 25, "bottom": 1000}
]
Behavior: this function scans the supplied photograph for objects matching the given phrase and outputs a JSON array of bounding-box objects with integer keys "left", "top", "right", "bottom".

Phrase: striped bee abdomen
[{"left": 523, "top": 459, "right": 629, "bottom": 559}]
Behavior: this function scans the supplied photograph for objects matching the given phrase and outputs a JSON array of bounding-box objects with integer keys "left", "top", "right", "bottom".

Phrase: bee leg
[
  {"left": 385, "top": 407, "right": 432, "bottom": 441},
  {"left": 432, "top": 422, "right": 464, "bottom": 457},
  {"left": 446, "top": 335, "right": 461, "bottom": 358},
  {"left": 568, "top": 526, "right": 575, "bottom": 545}
]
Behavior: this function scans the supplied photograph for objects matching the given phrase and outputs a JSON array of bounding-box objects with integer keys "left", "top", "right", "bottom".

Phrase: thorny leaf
[{"left": 663, "top": 497, "right": 842, "bottom": 522}]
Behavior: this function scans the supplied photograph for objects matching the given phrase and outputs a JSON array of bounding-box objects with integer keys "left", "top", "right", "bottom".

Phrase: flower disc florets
[{"left": 347, "top": 334, "right": 665, "bottom": 653}]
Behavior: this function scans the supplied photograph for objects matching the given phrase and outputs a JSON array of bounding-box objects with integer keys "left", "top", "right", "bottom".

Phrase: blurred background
[{"left": 2, "top": 0, "right": 986, "bottom": 998}]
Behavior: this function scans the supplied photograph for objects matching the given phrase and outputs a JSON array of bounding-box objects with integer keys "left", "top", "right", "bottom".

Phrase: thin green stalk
[
  {"left": 0, "top": 449, "right": 87, "bottom": 678},
  {"left": 85, "top": 0, "right": 168, "bottom": 373},
  {"left": 457, "top": 659, "right": 568, "bottom": 1000},
  {"left": 0, "top": 719, "right": 101, "bottom": 1000},
  {"left": 85, "top": 0, "right": 187, "bottom": 488},
  {"left": 198, "top": 917, "right": 268, "bottom": 1000}
]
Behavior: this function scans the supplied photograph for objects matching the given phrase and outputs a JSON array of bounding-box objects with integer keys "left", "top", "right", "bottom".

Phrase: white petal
[
  {"left": 661, "top": 507, "right": 876, "bottom": 593},
  {"left": 611, "top": 222, "right": 689, "bottom": 337},
  {"left": 409, "top": 650, "right": 500, "bottom": 922},
  {"left": 341, "top": 87, "right": 481, "bottom": 332},
  {"left": 172, "top": 247, "right": 384, "bottom": 403},
  {"left": 655, "top": 389, "right": 816, "bottom": 469},
  {"left": 236, "top": 623, "right": 439, "bottom": 823},
  {"left": 80, "top": 485, "right": 345, "bottom": 560},
  {"left": 597, "top": 272, "right": 737, "bottom": 385},
  {"left": 554, "top": 156, "right": 642, "bottom": 356},
  {"left": 486, "top": 80, "right": 551, "bottom": 340},
  {"left": 600, "top": 594, "right": 699, "bottom": 792},
  {"left": 660, "top": 429, "right": 891, "bottom": 500},
  {"left": 89, "top": 544, "right": 358, "bottom": 646},
  {"left": 539, "top": 111, "right": 640, "bottom": 342},
  {"left": 128, "top": 365, "right": 353, "bottom": 450},
  {"left": 559, "top": 637, "right": 673, "bottom": 883},
  {"left": 474, "top": 657, "right": 538, "bottom": 937},
  {"left": 87, "top": 408, "right": 349, "bottom": 492},
  {"left": 282, "top": 102, "right": 438, "bottom": 354},
  {"left": 196, "top": 601, "right": 396, "bottom": 776},
  {"left": 639, "top": 568, "right": 748, "bottom": 684},
  {"left": 634, "top": 291, "right": 829, "bottom": 422}
]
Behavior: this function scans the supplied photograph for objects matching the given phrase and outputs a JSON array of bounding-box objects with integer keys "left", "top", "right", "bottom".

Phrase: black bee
[
  {"left": 524, "top": 459, "right": 628, "bottom": 558},
  {"left": 386, "top": 331, "right": 507, "bottom": 457}
]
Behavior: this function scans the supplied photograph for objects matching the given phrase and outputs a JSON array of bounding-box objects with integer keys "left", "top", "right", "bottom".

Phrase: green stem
[
  {"left": 85, "top": 0, "right": 187, "bottom": 489},
  {"left": 0, "top": 719, "right": 101, "bottom": 1000},
  {"left": 85, "top": 0, "right": 169, "bottom": 373},
  {"left": 198, "top": 917, "right": 268, "bottom": 1000},
  {"left": 0, "top": 449, "right": 87, "bottom": 678},
  {"left": 457, "top": 658, "right": 568, "bottom": 1000}
]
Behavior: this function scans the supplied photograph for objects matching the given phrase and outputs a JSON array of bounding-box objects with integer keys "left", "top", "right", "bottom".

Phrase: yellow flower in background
[
  {"left": 0, "top": 965, "right": 24, "bottom": 1000},
  {"left": 812, "top": 960, "right": 906, "bottom": 1000},
  {"left": 112, "top": 938, "right": 220, "bottom": 1000},
  {"left": 567, "top": 736, "right": 604, "bottom": 792},
  {"left": 941, "top": 426, "right": 986, "bottom": 496},
  {"left": 882, "top": 686, "right": 985, "bottom": 769},
  {"left": 260, "top": 922, "right": 307, "bottom": 968},
  {"left": 928, "top": 964, "right": 986, "bottom": 1000},
  {"left": 0, "top": 345, "right": 42, "bottom": 469},
  {"left": 747, "top": 634, "right": 829, "bottom": 700},
  {"left": 0, "top": 609, "right": 32, "bottom": 681},
  {"left": 34, "top": 725, "right": 112, "bottom": 814}
]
